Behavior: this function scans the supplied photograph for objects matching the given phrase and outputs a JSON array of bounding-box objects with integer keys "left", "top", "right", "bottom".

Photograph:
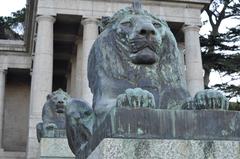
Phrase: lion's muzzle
[{"left": 56, "top": 101, "right": 65, "bottom": 113}]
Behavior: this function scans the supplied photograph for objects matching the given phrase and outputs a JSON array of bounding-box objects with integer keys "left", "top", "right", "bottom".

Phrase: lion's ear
[
  {"left": 47, "top": 94, "right": 52, "bottom": 100},
  {"left": 161, "top": 19, "right": 169, "bottom": 27},
  {"left": 99, "top": 16, "right": 111, "bottom": 33}
]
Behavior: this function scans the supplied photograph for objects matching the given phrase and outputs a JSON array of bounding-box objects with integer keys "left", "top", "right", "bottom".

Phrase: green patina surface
[{"left": 36, "top": 89, "right": 70, "bottom": 142}]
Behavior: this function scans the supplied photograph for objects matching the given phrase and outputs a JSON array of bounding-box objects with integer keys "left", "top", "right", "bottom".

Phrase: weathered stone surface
[
  {"left": 78, "top": 108, "right": 240, "bottom": 158},
  {"left": 88, "top": 138, "right": 240, "bottom": 159},
  {"left": 40, "top": 138, "right": 74, "bottom": 159},
  {"left": 109, "top": 108, "right": 240, "bottom": 139},
  {"left": 0, "top": 150, "right": 26, "bottom": 159}
]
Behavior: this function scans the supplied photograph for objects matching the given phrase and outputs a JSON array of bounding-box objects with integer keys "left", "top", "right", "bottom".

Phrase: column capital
[
  {"left": 81, "top": 17, "right": 99, "bottom": 26},
  {"left": 183, "top": 25, "right": 200, "bottom": 32},
  {"left": 36, "top": 15, "right": 56, "bottom": 23},
  {"left": 0, "top": 67, "right": 7, "bottom": 74}
]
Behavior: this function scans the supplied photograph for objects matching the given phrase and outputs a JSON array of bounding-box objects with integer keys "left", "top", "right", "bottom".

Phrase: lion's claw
[
  {"left": 116, "top": 88, "right": 156, "bottom": 108},
  {"left": 194, "top": 90, "right": 229, "bottom": 110},
  {"left": 45, "top": 123, "right": 57, "bottom": 130},
  {"left": 182, "top": 89, "right": 229, "bottom": 110}
]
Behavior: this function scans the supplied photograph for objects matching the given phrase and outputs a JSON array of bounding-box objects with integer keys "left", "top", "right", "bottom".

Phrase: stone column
[
  {"left": 26, "top": 15, "right": 55, "bottom": 159},
  {"left": 70, "top": 53, "right": 76, "bottom": 97},
  {"left": 183, "top": 25, "right": 204, "bottom": 97},
  {"left": 178, "top": 42, "right": 187, "bottom": 82},
  {"left": 75, "top": 17, "right": 98, "bottom": 104},
  {"left": 0, "top": 68, "right": 6, "bottom": 150}
]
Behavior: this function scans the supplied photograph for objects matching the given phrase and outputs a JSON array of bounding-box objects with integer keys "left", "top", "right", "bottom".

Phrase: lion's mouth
[
  {"left": 56, "top": 104, "right": 65, "bottom": 113},
  {"left": 129, "top": 37, "right": 159, "bottom": 64},
  {"left": 130, "top": 47, "right": 157, "bottom": 64}
]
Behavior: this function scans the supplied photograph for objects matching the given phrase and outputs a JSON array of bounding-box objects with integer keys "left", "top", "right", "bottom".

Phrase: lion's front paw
[
  {"left": 194, "top": 89, "right": 229, "bottom": 110},
  {"left": 116, "top": 88, "right": 156, "bottom": 108},
  {"left": 45, "top": 123, "right": 57, "bottom": 130}
]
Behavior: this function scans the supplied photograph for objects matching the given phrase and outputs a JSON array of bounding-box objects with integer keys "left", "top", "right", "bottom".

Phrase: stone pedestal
[
  {"left": 0, "top": 151, "right": 26, "bottom": 159},
  {"left": 78, "top": 108, "right": 240, "bottom": 158},
  {"left": 88, "top": 138, "right": 240, "bottom": 159},
  {"left": 40, "top": 138, "right": 74, "bottom": 159}
]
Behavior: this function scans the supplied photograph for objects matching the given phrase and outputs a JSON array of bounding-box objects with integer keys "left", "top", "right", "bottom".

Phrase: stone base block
[
  {"left": 78, "top": 109, "right": 240, "bottom": 158},
  {"left": 88, "top": 138, "right": 240, "bottom": 159},
  {"left": 40, "top": 138, "right": 74, "bottom": 159},
  {"left": 0, "top": 150, "right": 26, "bottom": 159}
]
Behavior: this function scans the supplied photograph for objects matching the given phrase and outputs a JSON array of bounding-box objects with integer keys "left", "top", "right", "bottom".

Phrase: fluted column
[
  {"left": 183, "top": 25, "right": 204, "bottom": 97},
  {"left": 0, "top": 68, "right": 6, "bottom": 150},
  {"left": 27, "top": 15, "right": 55, "bottom": 159},
  {"left": 75, "top": 17, "right": 98, "bottom": 104}
]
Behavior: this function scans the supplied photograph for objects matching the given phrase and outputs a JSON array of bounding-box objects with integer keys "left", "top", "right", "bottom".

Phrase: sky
[
  {"left": 0, "top": 0, "right": 26, "bottom": 16},
  {"left": 0, "top": 0, "right": 239, "bottom": 101}
]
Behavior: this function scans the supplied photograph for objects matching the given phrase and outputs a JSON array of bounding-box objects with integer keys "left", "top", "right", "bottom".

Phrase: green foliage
[
  {"left": 200, "top": 0, "right": 240, "bottom": 101},
  {"left": 0, "top": 8, "right": 25, "bottom": 40},
  {"left": 229, "top": 102, "right": 240, "bottom": 111}
]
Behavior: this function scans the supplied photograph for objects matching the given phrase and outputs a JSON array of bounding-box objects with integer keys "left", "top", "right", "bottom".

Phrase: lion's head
[
  {"left": 88, "top": 2, "right": 189, "bottom": 110},
  {"left": 100, "top": 4, "right": 168, "bottom": 66},
  {"left": 47, "top": 89, "right": 71, "bottom": 113}
]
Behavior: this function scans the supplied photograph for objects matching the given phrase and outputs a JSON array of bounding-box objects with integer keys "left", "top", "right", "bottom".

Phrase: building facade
[{"left": 0, "top": 0, "right": 208, "bottom": 158}]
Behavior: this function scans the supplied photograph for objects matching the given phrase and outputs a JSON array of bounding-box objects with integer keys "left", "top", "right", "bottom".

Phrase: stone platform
[
  {"left": 79, "top": 108, "right": 240, "bottom": 158},
  {"left": 40, "top": 138, "right": 74, "bottom": 159},
  {"left": 87, "top": 138, "right": 240, "bottom": 159}
]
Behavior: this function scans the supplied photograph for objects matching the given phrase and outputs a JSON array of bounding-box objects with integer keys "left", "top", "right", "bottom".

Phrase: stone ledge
[
  {"left": 0, "top": 40, "right": 25, "bottom": 52},
  {"left": 80, "top": 108, "right": 240, "bottom": 158},
  {"left": 101, "top": 109, "right": 240, "bottom": 140},
  {"left": 87, "top": 138, "right": 240, "bottom": 159}
]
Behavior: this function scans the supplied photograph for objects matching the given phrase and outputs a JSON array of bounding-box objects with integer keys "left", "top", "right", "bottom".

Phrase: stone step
[{"left": 0, "top": 150, "right": 26, "bottom": 159}]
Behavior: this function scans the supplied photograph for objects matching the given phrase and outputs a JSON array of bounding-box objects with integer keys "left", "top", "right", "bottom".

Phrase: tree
[
  {"left": 200, "top": 0, "right": 240, "bottom": 101},
  {"left": 0, "top": 8, "right": 25, "bottom": 40}
]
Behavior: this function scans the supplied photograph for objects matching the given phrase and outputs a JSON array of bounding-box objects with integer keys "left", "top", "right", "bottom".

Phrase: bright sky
[{"left": 0, "top": 0, "right": 26, "bottom": 16}]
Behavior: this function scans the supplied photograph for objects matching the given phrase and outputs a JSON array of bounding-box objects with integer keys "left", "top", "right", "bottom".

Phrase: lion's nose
[
  {"left": 138, "top": 24, "right": 156, "bottom": 37},
  {"left": 58, "top": 101, "right": 64, "bottom": 104}
]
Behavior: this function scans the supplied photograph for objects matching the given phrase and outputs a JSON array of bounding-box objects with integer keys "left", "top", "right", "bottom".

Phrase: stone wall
[{"left": 3, "top": 72, "right": 30, "bottom": 151}]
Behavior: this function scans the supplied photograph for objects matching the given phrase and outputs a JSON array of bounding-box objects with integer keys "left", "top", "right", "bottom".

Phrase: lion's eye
[
  {"left": 121, "top": 21, "right": 132, "bottom": 28},
  {"left": 153, "top": 22, "right": 161, "bottom": 28},
  {"left": 84, "top": 110, "right": 92, "bottom": 116}
]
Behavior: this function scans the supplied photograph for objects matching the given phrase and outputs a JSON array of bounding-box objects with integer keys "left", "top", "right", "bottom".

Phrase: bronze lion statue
[
  {"left": 36, "top": 89, "right": 70, "bottom": 142},
  {"left": 88, "top": 1, "right": 228, "bottom": 114},
  {"left": 65, "top": 1, "right": 229, "bottom": 157},
  {"left": 89, "top": 2, "right": 189, "bottom": 113}
]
